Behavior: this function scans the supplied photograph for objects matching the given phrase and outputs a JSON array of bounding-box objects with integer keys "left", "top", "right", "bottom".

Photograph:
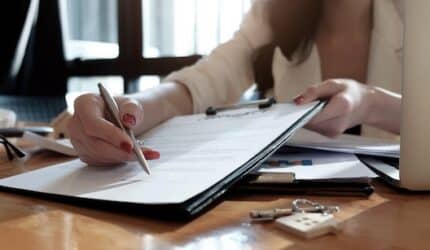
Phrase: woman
[{"left": 68, "top": 0, "right": 403, "bottom": 166}]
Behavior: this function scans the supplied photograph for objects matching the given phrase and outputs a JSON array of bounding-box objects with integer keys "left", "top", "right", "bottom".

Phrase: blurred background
[
  {"left": 64, "top": 0, "right": 249, "bottom": 94},
  {"left": 0, "top": 0, "right": 250, "bottom": 122}
]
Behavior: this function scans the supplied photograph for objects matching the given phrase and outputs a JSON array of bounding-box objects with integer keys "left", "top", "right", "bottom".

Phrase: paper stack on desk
[
  {"left": 235, "top": 146, "right": 377, "bottom": 197},
  {"left": 0, "top": 102, "right": 325, "bottom": 219},
  {"left": 286, "top": 129, "right": 399, "bottom": 158},
  {"left": 259, "top": 147, "right": 377, "bottom": 180}
]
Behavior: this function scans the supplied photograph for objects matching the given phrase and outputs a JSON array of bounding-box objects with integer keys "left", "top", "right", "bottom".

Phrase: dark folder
[{"left": 233, "top": 174, "right": 374, "bottom": 197}]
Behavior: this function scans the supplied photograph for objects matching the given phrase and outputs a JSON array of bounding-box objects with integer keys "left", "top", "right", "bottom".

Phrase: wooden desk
[{"left": 0, "top": 148, "right": 428, "bottom": 250}]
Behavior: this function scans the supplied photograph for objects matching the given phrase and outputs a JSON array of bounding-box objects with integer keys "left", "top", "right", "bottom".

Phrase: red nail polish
[
  {"left": 294, "top": 96, "right": 305, "bottom": 104},
  {"left": 122, "top": 113, "right": 136, "bottom": 127},
  {"left": 120, "top": 142, "right": 133, "bottom": 154},
  {"left": 143, "top": 150, "right": 160, "bottom": 160}
]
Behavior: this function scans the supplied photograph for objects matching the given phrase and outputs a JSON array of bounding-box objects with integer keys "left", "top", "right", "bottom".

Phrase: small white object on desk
[
  {"left": 0, "top": 108, "right": 16, "bottom": 128},
  {"left": 22, "top": 131, "right": 77, "bottom": 156},
  {"left": 275, "top": 212, "right": 339, "bottom": 239}
]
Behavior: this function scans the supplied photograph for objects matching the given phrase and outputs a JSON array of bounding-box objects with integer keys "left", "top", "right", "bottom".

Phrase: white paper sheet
[
  {"left": 259, "top": 148, "right": 377, "bottom": 180},
  {"left": 0, "top": 102, "right": 319, "bottom": 205},
  {"left": 286, "top": 129, "right": 400, "bottom": 158}
]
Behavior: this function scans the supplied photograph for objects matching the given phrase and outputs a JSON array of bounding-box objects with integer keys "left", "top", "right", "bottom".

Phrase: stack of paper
[
  {"left": 286, "top": 129, "right": 400, "bottom": 158},
  {"left": 259, "top": 147, "right": 377, "bottom": 180}
]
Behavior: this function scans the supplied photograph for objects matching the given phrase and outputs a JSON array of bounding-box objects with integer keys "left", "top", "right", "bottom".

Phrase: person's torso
[
  {"left": 316, "top": 31, "right": 371, "bottom": 84},
  {"left": 268, "top": 0, "right": 403, "bottom": 139}
]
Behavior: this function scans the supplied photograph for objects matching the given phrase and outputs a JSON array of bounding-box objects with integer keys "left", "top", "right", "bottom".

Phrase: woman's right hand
[{"left": 67, "top": 93, "right": 160, "bottom": 166}]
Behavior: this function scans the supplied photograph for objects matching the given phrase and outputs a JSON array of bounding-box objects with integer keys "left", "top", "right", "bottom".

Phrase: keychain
[
  {"left": 250, "top": 199, "right": 339, "bottom": 222},
  {"left": 249, "top": 199, "right": 341, "bottom": 239}
]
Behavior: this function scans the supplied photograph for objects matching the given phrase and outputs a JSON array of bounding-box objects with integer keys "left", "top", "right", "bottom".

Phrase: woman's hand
[
  {"left": 294, "top": 79, "right": 377, "bottom": 137},
  {"left": 67, "top": 94, "right": 160, "bottom": 166}
]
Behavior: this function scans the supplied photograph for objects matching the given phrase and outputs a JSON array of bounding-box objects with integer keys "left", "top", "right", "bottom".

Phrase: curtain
[
  {"left": 144, "top": 0, "right": 251, "bottom": 56},
  {"left": 66, "top": 0, "right": 251, "bottom": 57}
]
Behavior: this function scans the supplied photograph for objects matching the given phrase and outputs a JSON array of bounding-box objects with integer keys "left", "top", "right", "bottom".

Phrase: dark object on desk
[
  {"left": 359, "top": 155, "right": 400, "bottom": 188},
  {"left": 359, "top": 155, "right": 399, "bottom": 169},
  {"left": 234, "top": 173, "right": 374, "bottom": 197},
  {"left": 0, "top": 126, "right": 53, "bottom": 137},
  {"left": 0, "top": 95, "right": 66, "bottom": 122},
  {"left": 0, "top": 134, "right": 27, "bottom": 161},
  {"left": 206, "top": 98, "right": 276, "bottom": 116}
]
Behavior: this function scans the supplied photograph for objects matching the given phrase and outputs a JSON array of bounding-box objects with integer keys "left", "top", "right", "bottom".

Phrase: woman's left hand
[{"left": 294, "top": 79, "right": 376, "bottom": 137}]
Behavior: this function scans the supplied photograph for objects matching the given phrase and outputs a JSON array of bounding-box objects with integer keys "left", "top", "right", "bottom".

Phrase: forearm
[
  {"left": 365, "top": 86, "right": 402, "bottom": 134},
  {"left": 126, "top": 82, "right": 193, "bottom": 134}
]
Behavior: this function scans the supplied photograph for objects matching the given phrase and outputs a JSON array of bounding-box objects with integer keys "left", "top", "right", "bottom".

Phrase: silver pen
[{"left": 98, "top": 83, "right": 151, "bottom": 175}]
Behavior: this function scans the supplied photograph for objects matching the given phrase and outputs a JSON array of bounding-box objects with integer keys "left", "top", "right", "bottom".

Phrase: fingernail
[
  {"left": 122, "top": 113, "right": 136, "bottom": 127},
  {"left": 294, "top": 95, "right": 305, "bottom": 104},
  {"left": 120, "top": 141, "right": 133, "bottom": 154},
  {"left": 143, "top": 150, "right": 160, "bottom": 160}
]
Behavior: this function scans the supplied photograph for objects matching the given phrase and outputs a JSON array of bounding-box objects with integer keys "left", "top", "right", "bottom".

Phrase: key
[
  {"left": 249, "top": 208, "right": 293, "bottom": 222},
  {"left": 292, "top": 199, "right": 340, "bottom": 214},
  {"left": 250, "top": 199, "right": 340, "bottom": 222}
]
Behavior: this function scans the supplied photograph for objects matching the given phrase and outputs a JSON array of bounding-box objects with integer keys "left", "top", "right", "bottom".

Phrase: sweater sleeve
[{"left": 164, "top": 0, "right": 273, "bottom": 113}]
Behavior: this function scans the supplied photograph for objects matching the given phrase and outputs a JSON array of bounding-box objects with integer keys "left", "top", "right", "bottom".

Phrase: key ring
[
  {"left": 292, "top": 199, "right": 323, "bottom": 213},
  {"left": 292, "top": 199, "right": 340, "bottom": 214}
]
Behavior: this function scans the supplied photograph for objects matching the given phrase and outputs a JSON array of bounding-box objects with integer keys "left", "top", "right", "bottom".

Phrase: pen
[{"left": 98, "top": 83, "right": 151, "bottom": 175}]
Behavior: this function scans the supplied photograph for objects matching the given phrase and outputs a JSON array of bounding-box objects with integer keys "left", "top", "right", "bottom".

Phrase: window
[
  {"left": 143, "top": 0, "right": 251, "bottom": 57},
  {"left": 63, "top": 0, "right": 251, "bottom": 95},
  {"left": 64, "top": 0, "right": 119, "bottom": 60},
  {"left": 66, "top": 76, "right": 124, "bottom": 109}
]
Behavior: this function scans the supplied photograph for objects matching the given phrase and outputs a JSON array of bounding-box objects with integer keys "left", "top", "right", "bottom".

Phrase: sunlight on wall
[{"left": 144, "top": 0, "right": 251, "bottom": 57}]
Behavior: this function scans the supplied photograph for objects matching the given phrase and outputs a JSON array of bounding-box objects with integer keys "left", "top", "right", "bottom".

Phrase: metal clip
[{"left": 206, "top": 98, "right": 276, "bottom": 116}]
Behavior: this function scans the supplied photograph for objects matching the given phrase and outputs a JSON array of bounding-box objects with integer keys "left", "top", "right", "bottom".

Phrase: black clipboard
[{"left": 0, "top": 101, "right": 326, "bottom": 221}]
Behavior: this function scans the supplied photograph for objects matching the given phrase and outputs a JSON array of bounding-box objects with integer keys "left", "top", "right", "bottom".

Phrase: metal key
[
  {"left": 250, "top": 199, "right": 340, "bottom": 222},
  {"left": 249, "top": 208, "right": 294, "bottom": 222},
  {"left": 292, "top": 199, "right": 340, "bottom": 215}
]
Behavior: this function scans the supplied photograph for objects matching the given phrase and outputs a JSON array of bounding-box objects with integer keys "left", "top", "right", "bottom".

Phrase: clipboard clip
[{"left": 206, "top": 98, "right": 276, "bottom": 116}]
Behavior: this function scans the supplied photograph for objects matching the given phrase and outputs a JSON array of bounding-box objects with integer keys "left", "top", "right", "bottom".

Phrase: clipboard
[{"left": 0, "top": 101, "right": 326, "bottom": 220}]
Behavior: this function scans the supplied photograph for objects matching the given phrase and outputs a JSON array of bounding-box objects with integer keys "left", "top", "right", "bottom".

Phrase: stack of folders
[{"left": 235, "top": 146, "right": 378, "bottom": 197}]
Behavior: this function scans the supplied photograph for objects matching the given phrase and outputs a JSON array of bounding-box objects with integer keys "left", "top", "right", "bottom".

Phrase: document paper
[
  {"left": 259, "top": 148, "right": 377, "bottom": 179},
  {"left": 0, "top": 103, "right": 319, "bottom": 205},
  {"left": 287, "top": 129, "right": 400, "bottom": 158}
]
